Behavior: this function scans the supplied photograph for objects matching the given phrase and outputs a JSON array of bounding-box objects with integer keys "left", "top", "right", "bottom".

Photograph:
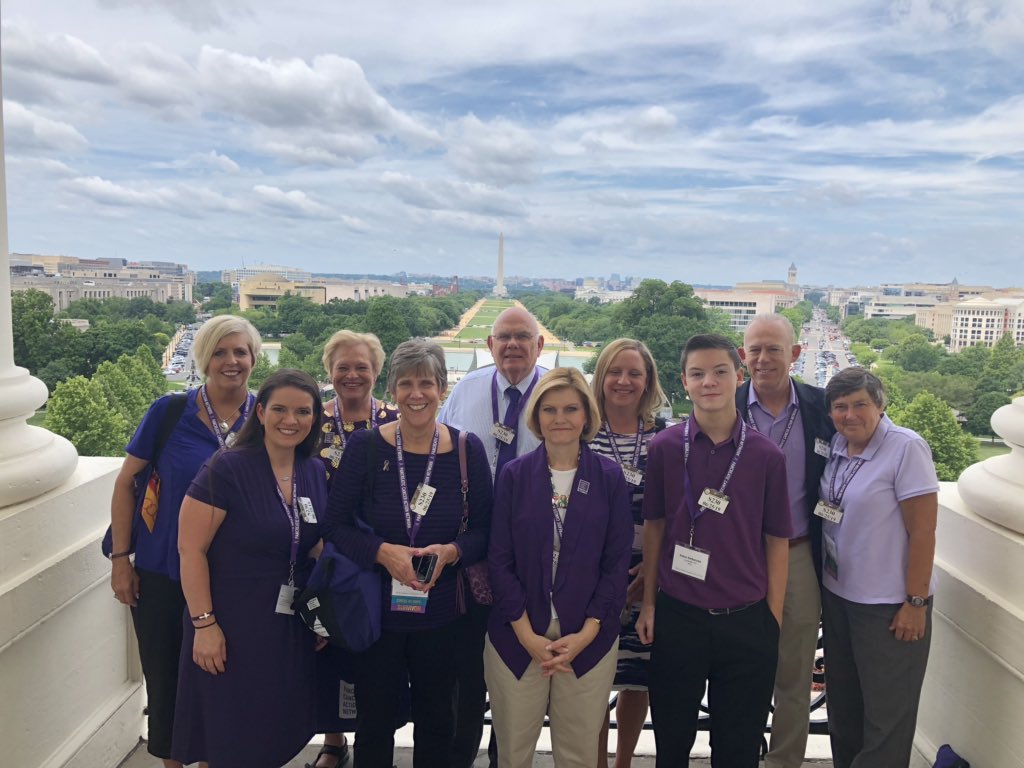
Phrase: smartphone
[{"left": 411, "top": 553, "right": 439, "bottom": 584}]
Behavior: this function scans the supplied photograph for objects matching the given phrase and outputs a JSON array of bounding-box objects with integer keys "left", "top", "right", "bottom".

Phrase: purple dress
[{"left": 172, "top": 445, "right": 326, "bottom": 768}]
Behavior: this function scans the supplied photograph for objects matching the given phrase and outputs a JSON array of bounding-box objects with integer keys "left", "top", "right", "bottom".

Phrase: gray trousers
[{"left": 821, "top": 589, "right": 932, "bottom": 768}]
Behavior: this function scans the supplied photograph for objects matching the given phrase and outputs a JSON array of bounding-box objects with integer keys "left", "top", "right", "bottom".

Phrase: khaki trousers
[
  {"left": 484, "top": 619, "right": 618, "bottom": 768},
  {"left": 766, "top": 540, "right": 822, "bottom": 768}
]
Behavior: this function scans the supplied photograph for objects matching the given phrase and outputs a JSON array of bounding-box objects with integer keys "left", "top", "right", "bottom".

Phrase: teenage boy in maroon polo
[{"left": 637, "top": 333, "right": 791, "bottom": 767}]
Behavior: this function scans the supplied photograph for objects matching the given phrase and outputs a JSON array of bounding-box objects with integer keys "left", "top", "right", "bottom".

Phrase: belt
[
  {"left": 707, "top": 601, "right": 758, "bottom": 616},
  {"left": 789, "top": 535, "right": 810, "bottom": 546}
]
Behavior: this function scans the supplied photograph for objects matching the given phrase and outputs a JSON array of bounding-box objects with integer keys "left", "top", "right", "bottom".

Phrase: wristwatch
[{"left": 906, "top": 594, "right": 932, "bottom": 607}]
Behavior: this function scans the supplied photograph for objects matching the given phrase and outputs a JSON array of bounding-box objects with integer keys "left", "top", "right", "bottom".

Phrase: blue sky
[{"left": 2, "top": 0, "right": 1022, "bottom": 287}]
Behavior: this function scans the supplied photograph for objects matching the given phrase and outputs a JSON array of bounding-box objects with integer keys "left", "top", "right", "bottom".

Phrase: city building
[
  {"left": 916, "top": 303, "right": 955, "bottom": 340},
  {"left": 862, "top": 295, "right": 940, "bottom": 320},
  {"left": 949, "top": 296, "right": 1024, "bottom": 353},
  {"left": 237, "top": 274, "right": 432, "bottom": 311},
  {"left": 693, "top": 288, "right": 794, "bottom": 331},
  {"left": 10, "top": 254, "right": 195, "bottom": 306}
]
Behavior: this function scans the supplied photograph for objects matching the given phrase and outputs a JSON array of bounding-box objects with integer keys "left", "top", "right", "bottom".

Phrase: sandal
[{"left": 305, "top": 740, "right": 350, "bottom": 768}]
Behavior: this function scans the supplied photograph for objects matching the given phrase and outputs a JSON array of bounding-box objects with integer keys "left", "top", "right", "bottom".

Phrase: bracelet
[
  {"left": 191, "top": 610, "right": 215, "bottom": 622},
  {"left": 194, "top": 619, "right": 218, "bottom": 630},
  {"left": 109, "top": 550, "right": 132, "bottom": 560}
]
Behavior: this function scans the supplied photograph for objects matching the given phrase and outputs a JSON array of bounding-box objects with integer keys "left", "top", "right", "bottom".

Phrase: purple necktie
[{"left": 494, "top": 386, "right": 522, "bottom": 479}]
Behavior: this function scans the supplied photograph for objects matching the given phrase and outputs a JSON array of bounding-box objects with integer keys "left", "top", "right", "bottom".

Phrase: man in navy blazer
[{"left": 736, "top": 314, "right": 836, "bottom": 768}]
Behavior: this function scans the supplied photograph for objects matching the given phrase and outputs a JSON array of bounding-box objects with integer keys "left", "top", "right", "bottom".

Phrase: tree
[
  {"left": 248, "top": 352, "right": 278, "bottom": 391},
  {"left": 938, "top": 344, "right": 990, "bottom": 376},
  {"left": 891, "top": 392, "right": 977, "bottom": 481},
  {"left": 120, "top": 346, "right": 166, "bottom": 400},
  {"left": 891, "top": 335, "right": 945, "bottom": 372},
  {"left": 94, "top": 360, "right": 150, "bottom": 429},
  {"left": 365, "top": 297, "right": 412, "bottom": 354},
  {"left": 45, "top": 376, "right": 129, "bottom": 457},
  {"left": 965, "top": 392, "right": 1011, "bottom": 438},
  {"left": 977, "top": 333, "right": 1024, "bottom": 394}
]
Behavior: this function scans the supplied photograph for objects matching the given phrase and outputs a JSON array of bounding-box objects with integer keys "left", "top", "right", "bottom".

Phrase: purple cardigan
[{"left": 488, "top": 441, "right": 632, "bottom": 679}]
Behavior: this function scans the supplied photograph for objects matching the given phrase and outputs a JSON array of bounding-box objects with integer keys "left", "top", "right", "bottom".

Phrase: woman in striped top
[{"left": 590, "top": 338, "right": 668, "bottom": 768}]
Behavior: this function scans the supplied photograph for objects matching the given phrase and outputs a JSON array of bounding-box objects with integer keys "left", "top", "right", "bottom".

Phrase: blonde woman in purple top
[
  {"left": 589, "top": 339, "right": 668, "bottom": 768},
  {"left": 818, "top": 367, "right": 939, "bottom": 768}
]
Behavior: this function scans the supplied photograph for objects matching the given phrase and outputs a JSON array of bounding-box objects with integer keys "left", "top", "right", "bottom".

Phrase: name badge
[
  {"left": 410, "top": 483, "right": 436, "bottom": 516},
  {"left": 632, "top": 523, "right": 644, "bottom": 551},
  {"left": 823, "top": 532, "right": 839, "bottom": 580},
  {"left": 622, "top": 465, "right": 644, "bottom": 486},
  {"left": 275, "top": 584, "right": 297, "bottom": 615},
  {"left": 390, "top": 579, "right": 428, "bottom": 613},
  {"left": 298, "top": 496, "right": 317, "bottom": 524},
  {"left": 698, "top": 488, "right": 729, "bottom": 514},
  {"left": 814, "top": 438, "right": 831, "bottom": 458},
  {"left": 813, "top": 500, "right": 843, "bottom": 524},
  {"left": 672, "top": 543, "right": 710, "bottom": 581},
  {"left": 491, "top": 422, "right": 516, "bottom": 444}
]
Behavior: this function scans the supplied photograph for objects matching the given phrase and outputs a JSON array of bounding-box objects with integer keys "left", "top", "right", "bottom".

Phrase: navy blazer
[
  {"left": 487, "top": 441, "right": 632, "bottom": 679},
  {"left": 736, "top": 379, "right": 836, "bottom": 577}
]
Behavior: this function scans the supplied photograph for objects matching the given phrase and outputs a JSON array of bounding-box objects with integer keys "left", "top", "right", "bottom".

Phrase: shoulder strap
[
  {"left": 152, "top": 393, "right": 187, "bottom": 465},
  {"left": 458, "top": 430, "right": 470, "bottom": 529}
]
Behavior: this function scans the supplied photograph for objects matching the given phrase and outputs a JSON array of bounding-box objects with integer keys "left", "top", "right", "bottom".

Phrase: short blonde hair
[
  {"left": 590, "top": 338, "right": 668, "bottom": 428},
  {"left": 525, "top": 367, "right": 601, "bottom": 443},
  {"left": 193, "top": 315, "right": 262, "bottom": 376},
  {"left": 321, "top": 330, "right": 386, "bottom": 378}
]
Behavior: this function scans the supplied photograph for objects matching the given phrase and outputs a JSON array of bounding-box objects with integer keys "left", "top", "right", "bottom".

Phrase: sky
[{"left": 2, "top": 0, "right": 1023, "bottom": 287}]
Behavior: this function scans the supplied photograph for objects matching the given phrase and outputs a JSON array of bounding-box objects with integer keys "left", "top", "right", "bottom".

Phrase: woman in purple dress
[{"left": 173, "top": 369, "right": 327, "bottom": 768}]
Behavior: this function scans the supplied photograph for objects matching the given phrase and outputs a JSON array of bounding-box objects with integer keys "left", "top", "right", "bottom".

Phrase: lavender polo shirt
[
  {"left": 747, "top": 381, "right": 809, "bottom": 539},
  {"left": 820, "top": 414, "right": 939, "bottom": 604},
  {"left": 643, "top": 414, "right": 792, "bottom": 610}
]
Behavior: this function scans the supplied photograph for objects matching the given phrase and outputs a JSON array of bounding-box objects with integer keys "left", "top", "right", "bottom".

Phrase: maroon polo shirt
[{"left": 643, "top": 413, "right": 792, "bottom": 610}]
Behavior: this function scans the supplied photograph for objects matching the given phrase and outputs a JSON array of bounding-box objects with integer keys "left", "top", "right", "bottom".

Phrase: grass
[
  {"left": 29, "top": 409, "right": 47, "bottom": 427},
  {"left": 976, "top": 441, "right": 1010, "bottom": 461}
]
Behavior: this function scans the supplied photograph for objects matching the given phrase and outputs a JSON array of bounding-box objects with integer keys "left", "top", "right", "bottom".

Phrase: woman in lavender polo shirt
[{"left": 818, "top": 368, "right": 939, "bottom": 768}]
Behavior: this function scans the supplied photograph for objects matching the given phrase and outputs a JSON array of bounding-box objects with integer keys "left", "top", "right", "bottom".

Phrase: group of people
[{"left": 109, "top": 307, "right": 939, "bottom": 768}]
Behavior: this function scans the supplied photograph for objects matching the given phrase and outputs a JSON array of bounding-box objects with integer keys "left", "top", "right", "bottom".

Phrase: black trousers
[
  {"left": 449, "top": 600, "right": 496, "bottom": 768},
  {"left": 649, "top": 592, "right": 779, "bottom": 768},
  {"left": 130, "top": 568, "right": 186, "bottom": 759},
  {"left": 354, "top": 620, "right": 461, "bottom": 768}
]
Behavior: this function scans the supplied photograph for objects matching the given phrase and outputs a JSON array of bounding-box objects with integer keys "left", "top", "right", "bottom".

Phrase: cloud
[
  {"left": 445, "top": 114, "right": 543, "bottom": 186},
  {"left": 379, "top": 171, "right": 528, "bottom": 217},
  {"left": 252, "top": 185, "right": 333, "bottom": 218},
  {"left": 197, "top": 47, "right": 441, "bottom": 147},
  {"left": 96, "top": 0, "right": 250, "bottom": 31},
  {"left": 3, "top": 101, "right": 89, "bottom": 153},
  {"left": 62, "top": 176, "right": 240, "bottom": 217},
  {"left": 148, "top": 151, "right": 241, "bottom": 173},
  {"left": 1, "top": 25, "right": 115, "bottom": 84}
]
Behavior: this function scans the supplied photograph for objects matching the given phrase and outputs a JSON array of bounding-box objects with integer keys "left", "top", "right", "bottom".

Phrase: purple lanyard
[
  {"left": 490, "top": 370, "right": 539, "bottom": 427},
  {"left": 332, "top": 396, "right": 377, "bottom": 448},
  {"left": 746, "top": 403, "right": 799, "bottom": 449},
  {"left": 827, "top": 454, "right": 865, "bottom": 509},
  {"left": 601, "top": 420, "right": 644, "bottom": 469},
  {"left": 682, "top": 417, "right": 748, "bottom": 543},
  {"left": 395, "top": 425, "right": 440, "bottom": 547},
  {"left": 200, "top": 385, "right": 252, "bottom": 448},
  {"left": 273, "top": 476, "right": 301, "bottom": 586}
]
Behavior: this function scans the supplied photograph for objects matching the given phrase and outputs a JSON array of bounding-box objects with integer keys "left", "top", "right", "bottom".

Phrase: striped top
[{"left": 590, "top": 425, "right": 658, "bottom": 545}]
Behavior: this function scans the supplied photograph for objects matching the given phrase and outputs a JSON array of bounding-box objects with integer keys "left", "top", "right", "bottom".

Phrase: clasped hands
[{"left": 518, "top": 623, "right": 598, "bottom": 677}]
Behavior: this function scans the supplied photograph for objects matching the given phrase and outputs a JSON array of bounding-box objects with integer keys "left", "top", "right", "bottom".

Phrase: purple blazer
[{"left": 488, "top": 441, "right": 632, "bottom": 679}]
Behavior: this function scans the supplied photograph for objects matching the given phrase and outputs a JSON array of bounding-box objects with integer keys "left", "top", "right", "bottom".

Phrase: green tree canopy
[
  {"left": 890, "top": 391, "right": 978, "bottom": 481},
  {"left": 965, "top": 392, "right": 1011, "bottom": 437},
  {"left": 45, "top": 376, "right": 129, "bottom": 457}
]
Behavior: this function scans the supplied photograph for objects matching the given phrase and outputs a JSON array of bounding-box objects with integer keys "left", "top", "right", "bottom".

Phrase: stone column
[
  {"left": 0, "top": 56, "right": 78, "bottom": 507},
  {"left": 958, "top": 395, "right": 1024, "bottom": 533}
]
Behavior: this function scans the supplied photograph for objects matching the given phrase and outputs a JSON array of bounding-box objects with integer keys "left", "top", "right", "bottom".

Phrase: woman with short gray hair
[{"left": 323, "top": 339, "right": 492, "bottom": 768}]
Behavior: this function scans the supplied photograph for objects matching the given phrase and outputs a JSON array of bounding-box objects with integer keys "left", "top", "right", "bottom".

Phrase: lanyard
[
  {"left": 332, "top": 396, "right": 378, "bottom": 448},
  {"left": 746, "top": 403, "right": 799, "bottom": 449},
  {"left": 273, "top": 476, "right": 301, "bottom": 586},
  {"left": 601, "top": 419, "right": 644, "bottom": 469},
  {"left": 827, "top": 453, "right": 865, "bottom": 509},
  {"left": 490, "top": 370, "right": 539, "bottom": 430},
  {"left": 683, "top": 417, "right": 748, "bottom": 544},
  {"left": 200, "top": 385, "right": 252, "bottom": 448},
  {"left": 395, "top": 425, "right": 440, "bottom": 547}
]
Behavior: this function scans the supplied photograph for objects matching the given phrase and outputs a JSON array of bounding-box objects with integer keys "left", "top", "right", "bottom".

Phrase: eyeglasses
[{"left": 493, "top": 332, "right": 536, "bottom": 344}]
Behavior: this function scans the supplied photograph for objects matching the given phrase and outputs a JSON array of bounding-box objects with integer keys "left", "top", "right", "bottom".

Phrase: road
[{"left": 794, "top": 309, "right": 858, "bottom": 388}]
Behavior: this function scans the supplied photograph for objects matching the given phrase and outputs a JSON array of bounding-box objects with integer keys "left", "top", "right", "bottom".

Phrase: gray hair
[
  {"left": 386, "top": 339, "right": 448, "bottom": 396},
  {"left": 825, "top": 367, "right": 887, "bottom": 411}
]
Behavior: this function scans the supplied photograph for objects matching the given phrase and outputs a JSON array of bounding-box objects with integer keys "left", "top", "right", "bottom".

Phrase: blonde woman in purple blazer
[{"left": 485, "top": 367, "right": 633, "bottom": 768}]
